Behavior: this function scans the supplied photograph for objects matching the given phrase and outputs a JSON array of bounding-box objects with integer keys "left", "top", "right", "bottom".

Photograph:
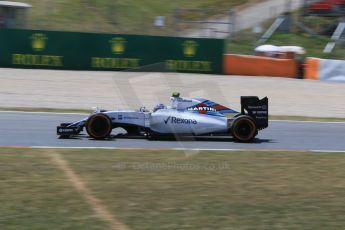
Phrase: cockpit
[{"left": 152, "top": 92, "right": 197, "bottom": 112}]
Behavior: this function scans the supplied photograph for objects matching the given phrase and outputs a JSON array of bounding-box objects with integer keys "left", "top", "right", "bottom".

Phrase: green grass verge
[
  {"left": 21, "top": 1, "right": 345, "bottom": 58},
  {"left": 0, "top": 148, "right": 344, "bottom": 229},
  {"left": 0, "top": 149, "right": 108, "bottom": 230},
  {"left": 24, "top": 0, "right": 252, "bottom": 34},
  {"left": 227, "top": 8, "right": 345, "bottom": 60},
  {"left": 228, "top": 32, "right": 345, "bottom": 59},
  {"left": 1, "top": 107, "right": 344, "bottom": 122}
]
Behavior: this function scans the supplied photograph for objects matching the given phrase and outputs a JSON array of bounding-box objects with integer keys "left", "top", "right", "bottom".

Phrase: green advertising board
[{"left": 0, "top": 29, "right": 224, "bottom": 74}]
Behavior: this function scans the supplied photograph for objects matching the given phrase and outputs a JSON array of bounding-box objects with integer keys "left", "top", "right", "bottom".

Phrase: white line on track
[
  {"left": 270, "top": 120, "right": 345, "bottom": 124},
  {"left": 18, "top": 146, "right": 345, "bottom": 153},
  {"left": 1, "top": 110, "right": 345, "bottom": 124},
  {"left": 0, "top": 110, "right": 88, "bottom": 115},
  {"left": 311, "top": 150, "right": 345, "bottom": 153}
]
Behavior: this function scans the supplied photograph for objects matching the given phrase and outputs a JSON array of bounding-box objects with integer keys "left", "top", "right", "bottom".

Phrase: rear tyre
[
  {"left": 231, "top": 115, "right": 257, "bottom": 142},
  {"left": 86, "top": 113, "right": 112, "bottom": 140}
]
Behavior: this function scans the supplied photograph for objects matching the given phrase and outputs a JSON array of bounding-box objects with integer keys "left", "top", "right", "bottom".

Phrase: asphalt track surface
[{"left": 1, "top": 112, "right": 345, "bottom": 152}]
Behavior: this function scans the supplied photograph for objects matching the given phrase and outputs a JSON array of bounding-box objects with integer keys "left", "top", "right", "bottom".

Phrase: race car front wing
[{"left": 56, "top": 126, "right": 80, "bottom": 136}]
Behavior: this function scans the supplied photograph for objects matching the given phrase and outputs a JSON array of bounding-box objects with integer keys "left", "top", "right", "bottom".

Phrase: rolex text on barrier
[{"left": 0, "top": 29, "right": 223, "bottom": 74}]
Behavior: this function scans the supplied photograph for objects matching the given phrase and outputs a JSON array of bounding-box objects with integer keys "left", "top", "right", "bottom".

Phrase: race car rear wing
[{"left": 241, "top": 96, "right": 268, "bottom": 130}]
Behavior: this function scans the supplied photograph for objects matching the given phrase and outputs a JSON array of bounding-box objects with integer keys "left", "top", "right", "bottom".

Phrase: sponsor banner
[{"left": 0, "top": 29, "right": 224, "bottom": 74}]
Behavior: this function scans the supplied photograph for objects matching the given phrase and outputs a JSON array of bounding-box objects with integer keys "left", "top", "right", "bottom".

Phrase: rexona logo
[
  {"left": 182, "top": 40, "right": 198, "bottom": 57},
  {"left": 164, "top": 116, "right": 197, "bottom": 125},
  {"left": 110, "top": 37, "right": 126, "bottom": 55},
  {"left": 31, "top": 33, "right": 48, "bottom": 51}
]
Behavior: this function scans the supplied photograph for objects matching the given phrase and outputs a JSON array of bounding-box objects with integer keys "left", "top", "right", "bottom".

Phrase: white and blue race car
[{"left": 57, "top": 93, "right": 268, "bottom": 142}]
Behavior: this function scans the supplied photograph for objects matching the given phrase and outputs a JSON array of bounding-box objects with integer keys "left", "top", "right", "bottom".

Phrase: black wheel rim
[
  {"left": 91, "top": 117, "right": 109, "bottom": 137},
  {"left": 234, "top": 119, "right": 254, "bottom": 141},
  {"left": 238, "top": 122, "right": 251, "bottom": 137}
]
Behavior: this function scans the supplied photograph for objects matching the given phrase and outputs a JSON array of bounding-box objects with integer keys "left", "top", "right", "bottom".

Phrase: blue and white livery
[{"left": 57, "top": 93, "right": 268, "bottom": 142}]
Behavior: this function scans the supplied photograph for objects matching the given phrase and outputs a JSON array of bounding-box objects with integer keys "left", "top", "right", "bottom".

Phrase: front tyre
[
  {"left": 86, "top": 113, "right": 112, "bottom": 140},
  {"left": 231, "top": 115, "right": 257, "bottom": 142}
]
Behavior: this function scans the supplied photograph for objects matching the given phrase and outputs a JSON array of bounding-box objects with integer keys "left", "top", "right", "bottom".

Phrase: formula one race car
[{"left": 57, "top": 93, "right": 268, "bottom": 142}]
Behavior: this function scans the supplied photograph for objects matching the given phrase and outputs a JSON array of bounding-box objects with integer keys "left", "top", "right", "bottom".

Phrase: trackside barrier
[
  {"left": 0, "top": 29, "right": 224, "bottom": 74},
  {"left": 305, "top": 58, "right": 345, "bottom": 81},
  {"left": 223, "top": 54, "right": 298, "bottom": 78},
  {"left": 304, "top": 58, "right": 320, "bottom": 80}
]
